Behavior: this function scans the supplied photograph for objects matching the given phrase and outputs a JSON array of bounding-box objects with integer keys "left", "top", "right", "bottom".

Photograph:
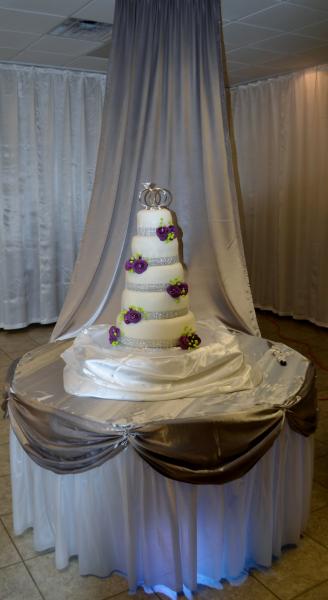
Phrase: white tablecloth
[{"left": 10, "top": 424, "right": 313, "bottom": 598}]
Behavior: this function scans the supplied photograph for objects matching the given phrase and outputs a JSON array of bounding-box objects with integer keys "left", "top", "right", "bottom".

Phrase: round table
[{"left": 7, "top": 322, "right": 316, "bottom": 597}]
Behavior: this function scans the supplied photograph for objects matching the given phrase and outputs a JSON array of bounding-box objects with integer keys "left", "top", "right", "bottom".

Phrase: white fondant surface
[
  {"left": 126, "top": 263, "right": 184, "bottom": 285},
  {"left": 118, "top": 311, "right": 196, "bottom": 343},
  {"left": 132, "top": 235, "right": 178, "bottom": 259},
  {"left": 122, "top": 289, "right": 189, "bottom": 313},
  {"left": 137, "top": 207, "right": 172, "bottom": 228}
]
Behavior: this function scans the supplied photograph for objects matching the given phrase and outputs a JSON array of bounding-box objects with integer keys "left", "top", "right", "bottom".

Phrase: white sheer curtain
[
  {"left": 0, "top": 64, "right": 105, "bottom": 329},
  {"left": 231, "top": 66, "right": 328, "bottom": 327}
]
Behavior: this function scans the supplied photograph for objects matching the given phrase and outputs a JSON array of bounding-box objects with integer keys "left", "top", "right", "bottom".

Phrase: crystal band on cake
[
  {"left": 126, "top": 282, "right": 170, "bottom": 292},
  {"left": 121, "top": 336, "right": 180, "bottom": 349},
  {"left": 144, "top": 308, "right": 188, "bottom": 320},
  {"left": 147, "top": 256, "right": 179, "bottom": 266},
  {"left": 137, "top": 226, "right": 157, "bottom": 236}
]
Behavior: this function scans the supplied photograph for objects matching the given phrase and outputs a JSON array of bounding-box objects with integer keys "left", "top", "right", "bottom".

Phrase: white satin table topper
[{"left": 62, "top": 320, "right": 262, "bottom": 401}]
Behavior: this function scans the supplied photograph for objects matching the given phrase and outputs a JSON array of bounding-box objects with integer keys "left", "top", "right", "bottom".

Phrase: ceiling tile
[
  {"left": 74, "top": 0, "right": 115, "bottom": 24},
  {"left": 228, "top": 63, "right": 274, "bottom": 84},
  {"left": 288, "top": 0, "right": 328, "bottom": 12},
  {"left": 262, "top": 54, "right": 314, "bottom": 70},
  {"left": 221, "top": 0, "right": 280, "bottom": 21},
  {"left": 297, "top": 20, "right": 328, "bottom": 40},
  {"left": 223, "top": 22, "right": 280, "bottom": 48},
  {"left": 226, "top": 60, "right": 250, "bottom": 72},
  {"left": 0, "top": 0, "right": 88, "bottom": 15},
  {"left": 88, "top": 41, "right": 111, "bottom": 58},
  {"left": 241, "top": 3, "right": 326, "bottom": 32},
  {"left": 13, "top": 49, "right": 69, "bottom": 66},
  {"left": 28, "top": 35, "right": 102, "bottom": 56},
  {"left": 65, "top": 55, "right": 108, "bottom": 71},
  {"left": 253, "top": 33, "right": 326, "bottom": 53},
  {"left": 227, "top": 46, "right": 285, "bottom": 64},
  {"left": 0, "top": 47, "right": 18, "bottom": 59},
  {"left": 295, "top": 44, "right": 328, "bottom": 63},
  {"left": 0, "top": 9, "right": 64, "bottom": 33},
  {"left": 0, "top": 30, "right": 39, "bottom": 49}
]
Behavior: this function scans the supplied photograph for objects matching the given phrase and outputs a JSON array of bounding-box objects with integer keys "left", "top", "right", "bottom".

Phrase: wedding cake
[
  {"left": 62, "top": 183, "right": 262, "bottom": 400},
  {"left": 108, "top": 183, "right": 201, "bottom": 350}
]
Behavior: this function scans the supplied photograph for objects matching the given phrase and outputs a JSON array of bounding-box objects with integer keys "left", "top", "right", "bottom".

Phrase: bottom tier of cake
[{"left": 118, "top": 311, "right": 196, "bottom": 348}]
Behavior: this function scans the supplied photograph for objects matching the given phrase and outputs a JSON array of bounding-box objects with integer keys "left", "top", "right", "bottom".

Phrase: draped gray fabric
[
  {"left": 51, "top": 0, "right": 259, "bottom": 342},
  {"left": 7, "top": 360, "right": 317, "bottom": 483},
  {"left": 5, "top": 332, "right": 317, "bottom": 483}
]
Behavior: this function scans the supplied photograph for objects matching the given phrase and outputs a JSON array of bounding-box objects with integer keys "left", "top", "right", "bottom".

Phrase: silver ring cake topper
[{"left": 138, "top": 182, "right": 172, "bottom": 209}]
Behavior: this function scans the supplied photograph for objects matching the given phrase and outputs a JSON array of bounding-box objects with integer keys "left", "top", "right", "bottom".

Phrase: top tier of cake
[{"left": 137, "top": 207, "right": 172, "bottom": 229}]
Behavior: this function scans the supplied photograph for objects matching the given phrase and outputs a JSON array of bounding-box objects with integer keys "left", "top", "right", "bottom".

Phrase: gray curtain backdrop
[{"left": 52, "top": 0, "right": 259, "bottom": 342}]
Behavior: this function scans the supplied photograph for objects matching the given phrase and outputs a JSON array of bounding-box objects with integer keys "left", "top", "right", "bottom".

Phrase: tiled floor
[{"left": 0, "top": 312, "right": 327, "bottom": 600}]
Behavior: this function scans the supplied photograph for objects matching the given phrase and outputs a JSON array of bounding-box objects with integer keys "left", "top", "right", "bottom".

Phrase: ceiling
[{"left": 0, "top": 0, "right": 327, "bottom": 86}]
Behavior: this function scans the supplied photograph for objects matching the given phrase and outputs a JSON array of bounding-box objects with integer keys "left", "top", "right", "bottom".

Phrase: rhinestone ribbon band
[
  {"left": 147, "top": 256, "right": 179, "bottom": 266},
  {"left": 137, "top": 226, "right": 157, "bottom": 236},
  {"left": 121, "top": 336, "right": 179, "bottom": 349},
  {"left": 145, "top": 308, "right": 188, "bottom": 320},
  {"left": 127, "top": 282, "right": 169, "bottom": 292}
]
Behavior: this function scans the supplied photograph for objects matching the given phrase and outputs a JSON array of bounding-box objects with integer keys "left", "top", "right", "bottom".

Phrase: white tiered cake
[
  {"left": 109, "top": 183, "right": 201, "bottom": 350},
  {"left": 62, "top": 183, "right": 262, "bottom": 400}
]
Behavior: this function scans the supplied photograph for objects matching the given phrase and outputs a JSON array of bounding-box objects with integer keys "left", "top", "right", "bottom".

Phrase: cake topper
[{"left": 138, "top": 182, "right": 172, "bottom": 209}]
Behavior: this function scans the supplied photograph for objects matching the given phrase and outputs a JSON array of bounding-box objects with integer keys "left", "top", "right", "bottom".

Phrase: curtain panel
[
  {"left": 231, "top": 66, "right": 328, "bottom": 327},
  {"left": 0, "top": 64, "right": 105, "bottom": 329},
  {"left": 51, "top": 0, "right": 259, "bottom": 342}
]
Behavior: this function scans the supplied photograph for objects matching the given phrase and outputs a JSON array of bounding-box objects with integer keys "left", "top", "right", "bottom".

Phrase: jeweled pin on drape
[{"left": 52, "top": 0, "right": 259, "bottom": 341}]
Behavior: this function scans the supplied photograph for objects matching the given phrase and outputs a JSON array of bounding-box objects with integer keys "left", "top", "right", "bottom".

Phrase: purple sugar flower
[
  {"left": 167, "top": 284, "right": 182, "bottom": 299},
  {"left": 125, "top": 258, "right": 135, "bottom": 271},
  {"left": 109, "top": 326, "right": 120, "bottom": 344},
  {"left": 124, "top": 308, "right": 142, "bottom": 324},
  {"left": 190, "top": 333, "right": 201, "bottom": 347},
  {"left": 178, "top": 335, "right": 190, "bottom": 350},
  {"left": 156, "top": 226, "right": 169, "bottom": 241},
  {"left": 133, "top": 258, "right": 148, "bottom": 274},
  {"left": 178, "top": 282, "right": 189, "bottom": 296},
  {"left": 178, "top": 332, "right": 201, "bottom": 350},
  {"left": 168, "top": 225, "right": 177, "bottom": 238}
]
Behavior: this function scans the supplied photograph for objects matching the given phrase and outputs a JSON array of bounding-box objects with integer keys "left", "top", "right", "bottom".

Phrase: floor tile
[
  {"left": 0, "top": 562, "right": 42, "bottom": 599},
  {"left": 25, "top": 553, "right": 128, "bottom": 600},
  {"left": 27, "top": 325, "right": 54, "bottom": 346},
  {"left": 0, "top": 332, "right": 39, "bottom": 358},
  {"left": 1, "top": 513, "right": 47, "bottom": 561},
  {"left": 306, "top": 505, "right": 328, "bottom": 549},
  {"left": 316, "top": 371, "right": 328, "bottom": 399},
  {"left": 314, "top": 416, "right": 328, "bottom": 445},
  {"left": 0, "top": 417, "right": 10, "bottom": 445},
  {"left": 314, "top": 454, "right": 328, "bottom": 488},
  {"left": 318, "top": 400, "right": 328, "bottom": 416},
  {"left": 0, "top": 364, "right": 11, "bottom": 385},
  {"left": 295, "top": 579, "right": 328, "bottom": 599},
  {"left": 0, "top": 350, "right": 12, "bottom": 367},
  {"left": 311, "top": 481, "right": 328, "bottom": 512},
  {"left": 195, "top": 576, "right": 278, "bottom": 599},
  {"left": 3, "top": 345, "right": 39, "bottom": 361},
  {"left": 0, "top": 443, "right": 10, "bottom": 476},
  {"left": 314, "top": 439, "right": 328, "bottom": 459},
  {"left": 0, "top": 519, "right": 21, "bottom": 568},
  {"left": 108, "top": 590, "right": 158, "bottom": 600},
  {"left": 0, "top": 475, "right": 12, "bottom": 516},
  {"left": 252, "top": 536, "right": 328, "bottom": 600}
]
